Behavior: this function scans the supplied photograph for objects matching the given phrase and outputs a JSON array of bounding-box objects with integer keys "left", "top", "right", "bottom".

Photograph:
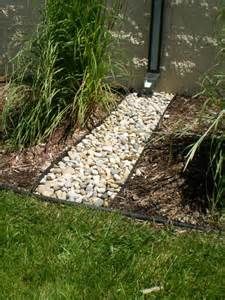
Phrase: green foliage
[
  {"left": 1, "top": 0, "right": 122, "bottom": 148},
  {"left": 186, "top": 2, "right": 225, "bottom": 210},
  {"left": 1, "top": 190, "right": 225, "bottom": 299}
]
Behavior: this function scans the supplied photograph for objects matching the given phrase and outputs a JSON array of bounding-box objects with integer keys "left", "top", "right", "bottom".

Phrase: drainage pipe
[{"left": 143, "top": 0, "right": 165, "bottom": 94}]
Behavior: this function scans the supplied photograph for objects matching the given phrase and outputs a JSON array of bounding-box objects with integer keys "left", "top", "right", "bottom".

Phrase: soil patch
[{"left": 111, "top": 96, "right": 218, "bottom": 227}]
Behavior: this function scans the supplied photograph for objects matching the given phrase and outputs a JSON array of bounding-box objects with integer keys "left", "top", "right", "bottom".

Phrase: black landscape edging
[
  {"left": 1, "top": 94, "right": 218, "bottom": 232},
  {"left": 114, "top": 95, "right": 216, "bottom": 231},
  {"left": 0, "top": 182, "right": 221, "bottom": 233},
  {"left": 31, "top": 132, "right": 87, "bottom": 192}
]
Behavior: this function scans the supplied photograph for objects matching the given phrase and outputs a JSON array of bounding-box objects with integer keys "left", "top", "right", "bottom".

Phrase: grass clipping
[{"left": 1, "top": 0, "right": 122, "bottom": 148}]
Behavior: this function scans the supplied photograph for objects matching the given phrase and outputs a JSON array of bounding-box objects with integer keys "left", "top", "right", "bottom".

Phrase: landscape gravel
[{"left": 36, "top": 92, "right": 174, "bottom": 206}]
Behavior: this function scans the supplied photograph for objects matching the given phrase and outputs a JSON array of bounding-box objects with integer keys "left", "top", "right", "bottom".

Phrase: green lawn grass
[{"left": 0, "top": 190, "right": 225, "bottom": 299}]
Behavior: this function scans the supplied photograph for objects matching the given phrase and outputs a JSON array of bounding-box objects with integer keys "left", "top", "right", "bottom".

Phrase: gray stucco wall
[
  {"left": 121, "top": 0, "right": 219, "bottom": 94},
  {"left": 158, "top": 0, "right": 219, "bottom": 94},
  {"left": 0, "top": 0, "right": 220, "bottom": 94},
  {"left": 0, "top": 1, "right": 40, "bottom": 73}
]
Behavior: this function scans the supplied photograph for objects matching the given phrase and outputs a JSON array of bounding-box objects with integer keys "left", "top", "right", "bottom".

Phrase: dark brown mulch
[
  {"left": 111, "top": 96, "right": 218, "bottom": 227},
  {"left": 0, "top": 126, "right": 87, "bottom": 190},
  {"left": 0, "top": 83, "right": 119, "bottom": 190},
  {"left": 0, "top": 85, "right": 221, "bottom": 227}
]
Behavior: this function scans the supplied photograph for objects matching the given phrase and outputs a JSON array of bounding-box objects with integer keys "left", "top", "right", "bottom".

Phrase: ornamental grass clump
[
  {"left": 1, "top": 0, "right": 122, "bottom": 148},
  {"left": 185, "top": 3, "right": 225, "bottom": 211}
]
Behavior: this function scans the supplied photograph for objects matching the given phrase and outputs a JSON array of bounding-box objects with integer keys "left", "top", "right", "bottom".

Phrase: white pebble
[{"left": 36, "top": 92, "right": 173, "bottom": 207}]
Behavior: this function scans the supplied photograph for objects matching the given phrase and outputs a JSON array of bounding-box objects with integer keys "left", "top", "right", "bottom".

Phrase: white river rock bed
[{"left": 36, "top": 92, "right": 174, "bottom": 207}]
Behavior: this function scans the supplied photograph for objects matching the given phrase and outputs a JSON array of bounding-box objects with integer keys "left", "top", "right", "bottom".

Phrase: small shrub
[{"left": 1, "top": 0, "right": 123, "bottom": 148}]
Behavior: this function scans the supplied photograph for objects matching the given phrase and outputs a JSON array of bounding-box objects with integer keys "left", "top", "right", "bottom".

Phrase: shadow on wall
[
  {"left": 110, "top": 0, "right": 219, "bottom": 94},
  {"left": 0, "top": 1, "right": 41, "bottom": 75},
  {"left": 158, "top": 0, "right": 219, "bottom": 95},
  {"left": 0, "top": 0, "right": 220, "bottom": 95},
  {"left": 110, "top": 0, "right": 151, "bottom": 89},
  {"left": 0, "top": 0, "right": 148, "bottom": 86}
]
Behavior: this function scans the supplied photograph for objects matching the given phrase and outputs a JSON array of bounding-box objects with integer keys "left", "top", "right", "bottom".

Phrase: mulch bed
[
  {"left": 111, "top": 96, "right": 219, "bottom": 227},
  {"left": 0, "top": 84, "right": 221, "bottom": 228}
]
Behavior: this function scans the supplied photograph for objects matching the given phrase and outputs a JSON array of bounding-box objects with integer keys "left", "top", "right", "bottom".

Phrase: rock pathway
[{"left": 36, "top": 92, "right": 174, "bottom": 206}]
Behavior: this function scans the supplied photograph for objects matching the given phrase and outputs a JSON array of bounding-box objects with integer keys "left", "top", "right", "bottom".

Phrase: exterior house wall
[
  {"left": 0, "top": 0, "right": 220, "bottom": 94},
  {"left": 0, "top": 1, "right": 40, "bottom": 74},
  {"left": 158, "top": 0, "right": 219, "bottom": 94},
  {"left": 121, "top": 0, "right": 219, "bottom": 94}
]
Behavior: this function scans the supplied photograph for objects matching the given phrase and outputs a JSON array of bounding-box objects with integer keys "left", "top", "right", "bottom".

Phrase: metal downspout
[{"left": 141, "top": 0, "right": 165, "bottom": 95}]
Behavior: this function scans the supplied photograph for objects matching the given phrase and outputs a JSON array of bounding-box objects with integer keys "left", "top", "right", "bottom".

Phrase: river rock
[
  {"left": 37, "top": 185, "right": 54, "bottom": 198},
  {"left": 36, "top": 92, "right": 173, "bottom": 207}
]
